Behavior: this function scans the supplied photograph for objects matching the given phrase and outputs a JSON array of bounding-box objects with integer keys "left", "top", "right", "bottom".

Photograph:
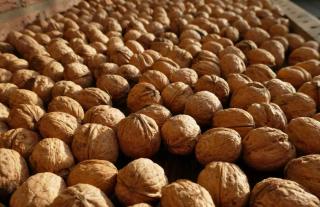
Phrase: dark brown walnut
[
  {"left": 218, "top": 46, "right": 247, "bottom": 62},
  {"left": 198, "top": 162, "right": 250, "bottom": 207},
  {"left": 244, "top": 27, "right": 270, "bottom": 46},
  {"left": 94, "top": 62, "right": 119, "bottom": 78},
  {"left": 117, "top": 114, "right": 160, "bottom": 158},
  {"left": 235, "top": 40, "right": 258, "bottom": 56},
  {"left": 184, "top": 91, "right": 223, "bottom": 126},
  {"left": 243, "top": 127, "right": 296, "bottom": 171},
  {"left": 8, "top": 104, "right": 45, "bottom": 130},
  {"left": 0, "top": 102, "right": 9, "bottom": 122},
  {"left": 110, "top": 46, "right": 133, "bottom": 66},
  {"left": 51, "top": 183, "right": 114, "bottom": 207},
  {"left": 115, "top": 158, "right": 168, "bottom": 206},
  {"left": 64, "top": 62, "right": 93, "bottom": 88},
  {"left": 8, "top": 89, "right": 43, "bottom": 108},
  {"left": 220, "top": 54, "right": 246, "bottom": 77},
  {"left": 11, "top": 69, "right": 39, "bottom": 88},
  {"left": 139, "top": 70, "right": 170, "bottom": 92},
  {"left": 10, "top": 172, "right": 66, "bottom": 207},
  {"left": 264, "top": 78, "right": 296, "bottom": 100},
  {"left": 161, "top": 114, "right": 200, "bottom": 155},
  {"left": 72, "top": 123, "right": 119, "bottom": 163},
  {"left": 136, "top": 104, "right": 172, "bottom": 128},
  {"left": 48, "top": 96, "right": 84, "bottom": 122},
  {"left": 117, "top": 64, "right": 141, "bottom": 84},
  {"left": 68, "top": 159, "right": 118, "bottom": 195},
  {"left": 166, "top": 46, "right": 193, "bottom": 68},
  {"left": 0, "top": 148, "right": 29, "bottom": 199},
  {"left": 261, "top": 39, "right": 285, "bottom": 67},
  {"left": 277, "top": 66, "right": 312, "bottom": 89},
  {"left": 249, "top": 178, "right": 320, "bottom": 207},
  {"left": 284, "top": 154, "right": 320, "bottom": 197},
  {"left": 30, "top": 75, "right": 55, "bottom": 102},
  {"left": 298, "top": 81, "right": 320, "bottom": 106},
  {"left": 170, "top": 68, "right": 198, "bottom": 86},
  {"left": 247, "top": 48, "right": 276, "bottom": 67},
  {"left": 195, "top": 128, "right": 242, "bottom": 165},
  {"left": 213, "top": 108, "right": 255, "bottom": 138},
  {"left": 289, "top": 47, "right": 319, "bottom": 66},
  {"left": 286, "top": 117, "right": 320, "bottom": 154},
  {"left": 127, "top": 82, "right": 162, "bottom": 112},
  {"left": 161, "top": 179, "right": 215, "bottom": 207},
  {"left": 296, "top": 59, "right": 320, "bottom": 77},
  {"left": 244, "top": 64, "right": 276, "bottom": 83},
  {"left": 230, "top": 82, "right": 271, "bottom": 109},
  {"left": 151, "top": 57, "right": 180, "bottom": 79},
  {"left": 0, "top": 121, "right": 8, "bottom": 133},
  {"left": 51, "top": 80, "right": 82, "bottom": 98},
  {"left": 129, "top": 52, "right": 154, "bottom": 72},
  {"left": 0, "top": 68, "right": 12, "bottom": 83},
  {"left": 97, "top": 74, "right": 130, "bottom": 100},
  {"left": 191, "top": 60, "right": 221, "bottom": 77},
  {"left": 30, "top": 138, "right": 74, "bottom": 176},
  {"left": 73, "top": 87, "right": 112, "bottom": 110},
  {"left": 226, "top": 73, "right": 253, "bottom": 93},
  {"left": 274, "top": 93, "right": 316, "bottom": 120},
  {"left": 38, "top": 112, "right": 79, "bottom": 144},
  {"left": 161, "top": 82, "right": 193, "bottom": 114}
]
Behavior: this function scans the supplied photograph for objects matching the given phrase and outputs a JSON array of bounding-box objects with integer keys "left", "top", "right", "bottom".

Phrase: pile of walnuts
[{"left": 0, "top": 0, "right": 320, "bottom": 206}]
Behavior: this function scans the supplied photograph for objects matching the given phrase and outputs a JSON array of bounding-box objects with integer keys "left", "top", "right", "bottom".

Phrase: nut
[
  {"left": 286, "top": 33, "right": 305, "bottom": 50},
  {"left": 30, "top": 75, "right": 55, "bottom": 102},
  {"left": 129, "top": 53, "right": 154, "bottom": 72},
  {"left": 244, "top": 27, "right": 270, "bottom": 46},
  {"left": 170, "top": 68, "right": 198, "bottom": 86},
  {"left": 161, "top": 114, "right": 200, "bottom": 155},
  {"left": 277, "top": 66, "right": 312, "bottom": 89},
  {"left": 0, "top": 68, "right": 12, "bottom": 83},
  {"left": 110, "top": 46, "right": 133, "bottom": 66},
  {"left": 220, "top": 54, "right": 246, "bottom": 77},
  {"left": 115, "top": 158, "right": 168, "bottom": 205},
  {"left": 151, "top": 57, "right": 179, "bottom": 79},
  {"left": 264, "top": 78, "right": 296, "bottom": 100},
  {"left": 298, "top": 81, "right": 320, "bottom": 107},
  {"left": 191, "top": 60, "right": 221, "bottom": 77},
  {"left": 244, "top": 64, "right": 276, "bottom": 83},
  {"left": 11, "top": 69, "right": 39, "bottom": 88},
  {"left": 9, "top": 89, "right": 43, "bottom": 108},
  {"left": 64, "top": 62, "right": 93, "bottom": 88},
  {"left": 195, "top": 128, "right": 241, "bottom": 165},
  {"left": 295, "top": 59, "right": 320, "bottom": 77},
  {"left": 247, "top": 48, "right": 276, "bottom": 67},
  {"left": 117, "top": 64, "right": 141, "bottom": 84},
  {"left": 51, "top": 80, "right": 82, "bottom": 98},
  {"left": 68, "top": 159, "right": 118, "bottom": 195},
  {"left": 289, "top": 47, "right": 319, "bottom": 66},
  {"left": 139, "top": 70, "right": 170, "bottom": 91},
  {"left": 72, "top": 123, "right": 119, "bottom": 163},
  {"left": 117, "top": 114, "right": 160, "bottom": 158},
  {"left": 0, "top": 83, "right": 17, "bottom": 104},
  {"left": 166, "top": 46, "right": 193, "bottom": 68},
  {"left": 226, "top": 73, "right": 252, "bottom": 93},
  {"left": 97, "top": 74, "right": 130, "bottom": 100},
  {"left": 73, "top": 87, "right": 112, "bottom": 110},
  {"left": 197, "top": 161, "right": 250, "bottom": 207},
  {"left": 0, "top": 102, "right": 9, "bottom": 122},
  {"left": 94, "top": 62, "right": 119, "bottom": 78},
  {"left": 260, "top": 40, "right": 285, "bottom": 67},
  {"left": 48, "top": 96, "right": 84, "bottom": 122}
]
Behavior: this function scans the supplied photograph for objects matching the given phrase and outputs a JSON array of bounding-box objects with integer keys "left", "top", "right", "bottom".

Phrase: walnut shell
[
  {"left": 230, "top": 82, "right": 271, "bottom": 109},
  {"left": 218, "top": 46, "right": 247, "bottom": 62},
  {"left": 0, "top": 83, "right": 17, "bottom": 104},
  {"left": 286, "top": 117, "right": 320, "bottom": 154},
  {"left": 68, "top": 159, "right": 117, "bottom": 195},
  {"left": 51, "top": 80, "right": 82, "bottom": 98},
  {"left": 235, "top": 40, "right": 258, "bottom": 56},
  {"left": 30, "top": 75, "right": 54, "bottom": 102},
  {"left": 0, "top": 121, "right": 8, "bottom": 134},
  {"left": 73, "top": 87, "right": 112, "bottom": 110},
  {"left": 125, "top": 40, "right": 145, "bottom": 54},
  {"left": 11, "top": 69, "right": 39, "bottom": 88},
  {"left": 38, "top": 112, "right": 79, "bottom": 144},
  {"left": 298, "top": 80, "right": 320, "bottom": 107},
  {"left": 195, "top": 128, "right": 241, "bottom": 165},
  {"left": 72, "top": 123, "right": 119, "bottom": 163},
  {"left": 170, "top": 68, "right": 198, "bottom": 86},
  {"left": 184, "top": 91, "right": 222, "bottom": 126},
  {"left": 264, "top": 78, "right": 296, "bottom": 100},
  {"left": 202, "top": 41, "right": 224, "bottom": 55},
  {"left": 161, "top": 114, "right": 200, "bottom": 155},
  {"left": 0, "top": 103, "right": 9, "bottom": 122},
  {"left": 110, "top": 46, "right": 133, "bottom": 66},
  {"left": 243, "top": 127, "right": 296, "bottom": 171},
  {"left": 0, "top": 148, "right": 29, "bottom": 198},
  {"left": 9, "top": 89, "right": 43, "bottom": 108},
  {"left": 48, "top": 96, "right": 84, "bottom": 121},
  {"left": 127, "top": 82, "right": 162, "bottom": 112},
  {"left": 8, "top": 104, "right": 45, "bottom": 130},
  {"left": 220, "top": 54, "right": 246, "bottom": 77},
  {"left": 261, "top": 39, "right": 285, "bottom": 67},
  {"left": 244, "top": 27, "right": 270, "bottom": 46},
  {"left": 42, "top": 60, "right": 64, "bottom": 81},
  {"left": 226, "top": 73, "right": 253, "bottom": 93},
  {"left": 161, "top": 179, "right": 215, "bottom": 207},
  {"left": 284, "top": 154, "right": 320, "bottom": 197},
  {"left": 128, "top": 204, "right": 153, "bottom": 207},
  {"left": 94, "top": 62, "right": 119, "bottom": 78},
  {"left": 244, "top": 64, "right": 276, "bottom": 83},
  {"left": 277, "top": 66, "right": 312, "bottom": 89},
  {"left": 166, "top": 46, "right": 193, "bottom": 68},
  {"left": 289, "top": 47, "right": 319, "bottom": 66},
  {"left": 151, "top": 57, "right": 179, "bottom": 79},
  {"left": 249, "top": 178, "right": 320, "bottom": 207},
  {"left": 117, "top": 64, "right": 141, "bottom": 84},
  {"left": 51, "top": 183, "right": 114, "bottom": 207},
  {"left": 115, "top": 158, "right": 168, "bottom": 205},
  {"left": 296, "top": 59, "right": 320, "bottom": 77},
  {"left": 273, "top": 93, "right": 316, "bottom": 120},
  {"left": 10, "top": 172, "right": 66, "bottom": 207},
  {"left": 117, "top": 114, "right": 160, "bottom": 158},
  {"left": 136, "top": 104, "right": 171, "bottom": 128},
  {"left": 97, "top": 74, "right": 130, "bottom": 100},
  {"left": 64, "top": 62, "right": 93, "bottom": 88},
  {"left": 129, "top": 53, "right": 154, "bottom": 72},
  {"left": 139, "top": 70, "right": 170, "bottom": 91},
  {"left": 198, "top": 162, "right": 250, "bottom": 207},
  {"left": 247, "top": 48, "right": 276, "bottom": 67},
  {"left": 0, "top": 68, "right": 12, "bottom": 83}
]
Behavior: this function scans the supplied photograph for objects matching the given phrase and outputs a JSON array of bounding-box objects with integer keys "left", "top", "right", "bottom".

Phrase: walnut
[
  {"left": 51, "top": 80, "right": 82, "bottom": 98},
  {"left": 197, "top": 162, "right": 250, "bottom": 207},
  {"left": 129, "top": 53, "right": 154, "bottom": 72},
  {"left": 286, "top": 33, "right": 305, "bottom": 50},
  {"left": 247, "top": 48, "right": 276, "bottom": 67},
  {"left": 303, "top": 40, "right": 319, "bottom": 50},
  {"left": 139, "top": 70, "right": 170, "bottom": 91},
  {"left": 191, "top": 60, "right": 221, "bottom": 77},
  {"left": 244, "top": 27, "right": 270, "bottom": 46},
  {"left": 73, "top": 87, "right": 112, "bottom": 110},
  {"left": 261, "top": 39, "right": 285, "bottom": 67},
  {"left": 161, "top": 179, "right": 215, "bottom": 207},
  {"left": 166, "top": 46, "right": 193, "bottom": 68},
  {"left": 274, "top": 93, "right": 316, "bottom": 120},
  {"left": 128, "top": 204, "right": 153, "bottom": 207},
  {"left": 117, "top": 114, "right": 160, "bottom": 158},
  {"left": 284, "top": 154, "right": 320, "bottom": 197},
  {"left": 0, "top": 68, "right": 12, "bottom": 83},
  {"left": 244, "top": 64, "right": 276, "bottom": 83},
  {"left": 289, "top": 47, "right": 319, "bottom": 66},
  {"left": 151, "top": 57, "right": 179, "bottom": 79},
  {"left": 64, "top": 62, "right": 93, "bottom": 88},
  {"left": 296, "top": 59, "right": 320, "bottom": 77},
  {"left": 117, "top": 64, "right": 141, "bottom": 84},
  {"left": 230, "top": 82, "right": 271, "bottom": 109},
  {"left": 10, "top": 172, "right": 66, "bottom": 207},
  {"left": 8, "top": 89, "right": 43, "bottom": 108},
  {"left": 30, "top": 75, "right": 54, "bottom": 102},
  {"left": 125, "top": 40, "right": 145, "bottom": 54},
  {"left": 235, "top": 40, "right": 258, "bottom": 56},
  {"left": 201, "top": 41, "right": 224, "bottom": 55},
  {"left": 107, "top": 37, "right": 124, "bottom": 53},
  {"left": 286, "top": 117, "right": 320, "bottom": 154},
  {"left": 11, "top": 69, "right": 39, "bottom": 88},
  {"left": 0, "top": 83, "right": 17, "bottom": 105},
  {"left": 110, "top": 46, "right": 133, "bottom": 66},
  {"left": 298, "top": 81, "right": 320, "bottom": 106},
  {"left": 264, "top": 79, "right": 296, "bottom": 101},
  {"left": 97, "top": 74, "right": 130, "bottom": 100},
  {"left": 184, "top": 91, "right": 222, "bottom": 126},
  {"left": 218, "top": 46, "right": 247, "bottom": 62},
  {"left": 38, "top": 112, "right": 79, "bottom": 144},
  {"left": 68, "top": 159, "right": 117, "bottom": 195},
  {"left": 72, "top": 123, "right": 119, "bottom": 163},
  {"left": 221, "top": 26, "right": 240, "bottom": 42},
  {"left": 48, "top": 96, "right": 84, "bottom": 122},
  {"left": 0, "top": 121, "right": 8, "bottom": 134},
  {"left": 220, "top": 54, "right": 246, "bottom": 77},
  {"left": 170, "top": 68, "right": 198, "bottom": 86},
  {"left": 136, "top": 104, "right": 171, "bottom": 127},
  {"left": 249, "top": 178, "right": 320, "bottom": 207},
  {"left": 8, "top": 104, "right": 45, "bottom": 130},
  {"left": 94, "top": 62, "right": 119, "bottom": 78},
  {"left": 269, "top": 24, "right": 289, "bottom": 36},
  {"left": 115, "top": 158, "right": 168, "bottom": 205},
  {"left": 0, "top": 148, "right": 29, "bottom": 199},
  {"left": 127, "top": 82, "right": 162, "bottom": 112},
  {"left": 51, "top": 184, "right": 114, "bottom": 207},
  {"left": 0, "top": 103, "right": 9, "bottom": 122},
  {"left": 161, "top": 114, "right": 200, "bottom": 155},
  {"left": 272, "top": 35, "right": 289, "bottom": 51},
  {"left": 195, "top": 128, "right": 241, "bottom": 165},
  {"left": 226, "top": 73, "right": 253, "bottom": 93}
]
